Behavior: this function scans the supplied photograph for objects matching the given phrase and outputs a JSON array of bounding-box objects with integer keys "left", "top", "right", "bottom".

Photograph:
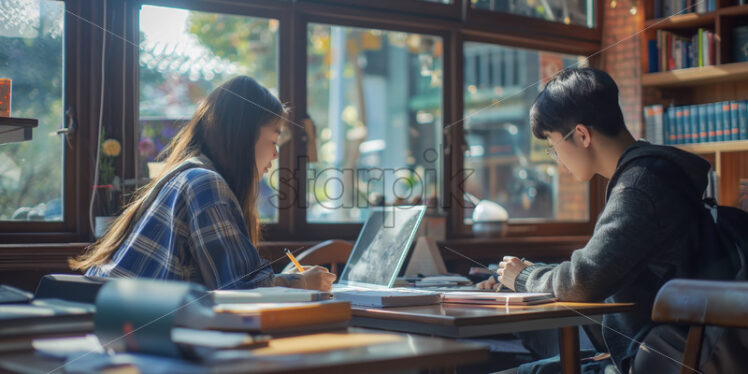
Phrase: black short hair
[{"left": 530, "top": 67, "right": 626, "bottom": 140}]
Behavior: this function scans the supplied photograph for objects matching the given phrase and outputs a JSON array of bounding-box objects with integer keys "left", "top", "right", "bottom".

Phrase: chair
[
  {"left": 650, "top": 279, "right": 748, "bottom": 374},
  {"left": 281, "top": 239, "right": 353, "bottom": 275}
]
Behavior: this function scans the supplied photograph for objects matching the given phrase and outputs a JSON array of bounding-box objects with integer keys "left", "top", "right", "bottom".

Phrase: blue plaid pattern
[{"left": 87, "top": 164, "right": 274, "bottom": 290}]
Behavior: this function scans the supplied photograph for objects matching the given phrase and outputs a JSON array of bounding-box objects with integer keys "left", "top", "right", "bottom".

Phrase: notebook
[
  {"left": 332, "top": 289, "right": 441, "bottom": 307},
  {"left": 211, "top": 287, "right": 332, "bottom": 304},
  {"left": 441, "top": 292, "right": 556, "bottom": 305},
  {"left": 208, "top": 301, "right": 351, "bottom": 332}
]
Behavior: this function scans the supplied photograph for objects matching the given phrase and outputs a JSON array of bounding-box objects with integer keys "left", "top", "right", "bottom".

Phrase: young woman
[{"left": 70, "top": 76, "right": 336, "bottom": 291}]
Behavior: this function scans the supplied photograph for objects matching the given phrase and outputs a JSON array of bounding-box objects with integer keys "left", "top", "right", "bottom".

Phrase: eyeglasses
[{"left": 545, "top": 128, "right": 576, "bottom": 162}]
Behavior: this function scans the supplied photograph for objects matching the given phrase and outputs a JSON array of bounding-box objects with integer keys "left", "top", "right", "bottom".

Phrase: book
[
  {"left": 207, "top": 301, "right": 351, "bottom": 332},
  {"left": 739, "top": 179, "right": 748, "bottom": 213},
  {"left": 740, "top": 101, "right": 747, "bottom": 140},
  {"left": 211, "top": 287, "right": 332, "bottom": 304},
  {"left": 706, "top": 103, "right": 716, "bottom": 142},
  {"left": 0, "top": 299, "right": 94, "bottom": 352},
  {"left": 667, "top": 106, "right": 677, "bottom": 144},
  {"left": 644, "top": 105, "right": 665, "bottom": 145},
  {"left": 441, "top": 292, "right": 556, "bottom": 306},
  {"left": 333, "top": 289, "right": 441, "bottom": 307},
  {"left": 730, "top": 101, "right": 740, "bottom": 141},
  {"left": 697, "top": 104, "right": 707, "bottom": 143}
]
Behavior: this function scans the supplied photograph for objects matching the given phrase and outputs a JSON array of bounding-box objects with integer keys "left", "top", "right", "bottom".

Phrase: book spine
[
  {"left": 667, "top": 106, "right": 676, "bottom": 144},
  {"left": 676, "top": 106, "right": 683, "bottom": 144},
  {"left": 698, "top": 104, "right": 707, "bottom": 144},
  {"left": 644, "top": 106, "right": 654, "bottom": 142},
  {"left": 682, "top": 106, "right": 692, "bottom": 144},
  {"left": 740, "top": 101, "right": 748, "bottom": 140},
  {"left": 721, "top": 102, "right": 732, "bottom": 142},
  {"left": 655, "top": 105, "right": 665, "bottom": 145},
  {"left": 706, "top": 103, "right": 716, "bottom": 142},
  {"left": 648, "top": 40, "right": 659, "bottom": 73},
  {"left": 690, "top": 105, "right": 699, "bottom": 143},
  {"left": 730, "top": 101, "right": 740, "bottom": 141},
  {"left": 698, "top": 29, "right": 704, "bottom": 67}
]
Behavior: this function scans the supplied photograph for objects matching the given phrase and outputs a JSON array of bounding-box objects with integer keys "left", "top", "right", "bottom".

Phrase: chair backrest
[
  {"left": 281, "top": 240, "right": 353, "bottom": 275},
  {"left": 34, "top": 274, "right": 107, "bottom": 303},
  {"left": 652, "top": 279, "right": 748, "bottom": 374}
]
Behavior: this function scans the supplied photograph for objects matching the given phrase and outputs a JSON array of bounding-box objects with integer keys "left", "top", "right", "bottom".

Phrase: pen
[{"left": 284, "top": 248, "right": 305, "bottom": 273}]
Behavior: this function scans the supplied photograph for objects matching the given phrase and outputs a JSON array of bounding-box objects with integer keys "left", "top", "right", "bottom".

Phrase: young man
[{"left": 478, "top": 67, "right": 710, "bottom": 373}]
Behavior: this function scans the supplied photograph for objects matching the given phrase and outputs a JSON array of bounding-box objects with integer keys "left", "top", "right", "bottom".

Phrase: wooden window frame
[
  {"left": 446, "top": 32, "right": 607, "bottom": 239},
  {"left": 1, "top": 0, "right": 606, "bottom": 246},
  {"left": 0, "top": 0, "right": 101, "bottom": 244},
  {"left": 300, "top": 0, "right": 462, "bottom": 20}
]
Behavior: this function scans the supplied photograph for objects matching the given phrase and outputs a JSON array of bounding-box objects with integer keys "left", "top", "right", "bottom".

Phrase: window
[
  {"left": 138, "top": 4, "right": 280, "bottom": 222},
  {"left": 0, "top": 0, "right": 65, "bottom": 221},
  {"left": 306, "top": 24, "right": 443, "bottom": 223},
  {"left": 471, "top": 0, "right": 595, "bottom": 28},
  {"left": 462, "top": 42, "right": 590, "bottom": 223}
]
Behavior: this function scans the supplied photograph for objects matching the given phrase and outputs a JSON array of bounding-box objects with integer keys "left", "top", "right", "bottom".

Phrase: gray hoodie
[{"left": 515, "top": 140, "right": 711, "bottom": 371}]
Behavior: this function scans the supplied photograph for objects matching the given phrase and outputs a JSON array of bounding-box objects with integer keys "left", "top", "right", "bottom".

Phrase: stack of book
[
  {"left": 652, "top": 0, "right": 716, "bottom": 19},
  {"left": 206, "top": 287, "right": 350, "bottom": 334},
  {"left": 643, "top": 101, "right": 748, "bottom": 145},
  {"left": 0, "top": 298, "right": 95, "bottom": 353},
  {"left": 648, "top": 28, "right": 716, "bottom": 73},
  {"left": 207, "top": 301, "right": 351, "bottom": 334}
]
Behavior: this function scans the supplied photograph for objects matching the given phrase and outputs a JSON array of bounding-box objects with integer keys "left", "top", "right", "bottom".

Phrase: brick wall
[{"left": 602, "top": 0, "right": 645, "bottom": 138}]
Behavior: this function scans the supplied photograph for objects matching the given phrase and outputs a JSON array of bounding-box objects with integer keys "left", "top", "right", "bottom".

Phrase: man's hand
[
  {"left": 498, "top": 256, "right": 532, "bottom": 291},
  {"left": 476, "top": 275, "right": 500, "bottom": 290}
]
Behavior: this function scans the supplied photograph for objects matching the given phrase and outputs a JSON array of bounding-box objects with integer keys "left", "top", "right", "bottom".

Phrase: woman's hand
[{"left": 298, "top": 266, "right": 337, "bottom": 292}]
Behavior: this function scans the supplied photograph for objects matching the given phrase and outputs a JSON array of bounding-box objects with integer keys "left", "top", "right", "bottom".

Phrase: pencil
[{"left": 284, "top": 248, "right": 305, "bottom": 273}]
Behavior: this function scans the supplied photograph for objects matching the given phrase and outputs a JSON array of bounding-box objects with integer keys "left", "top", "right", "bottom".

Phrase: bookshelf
[{"left": 641, "top": 1, "right": 748, "bottom": 208}]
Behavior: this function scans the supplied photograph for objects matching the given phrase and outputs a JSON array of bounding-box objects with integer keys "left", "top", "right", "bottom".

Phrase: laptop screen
[{"left": 338, "top": 206, "right": 426, "bottom": 288}]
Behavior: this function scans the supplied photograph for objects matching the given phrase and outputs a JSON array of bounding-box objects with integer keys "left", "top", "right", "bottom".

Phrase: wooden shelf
[
  {"left": 677, "top": 140, "right": 748, "bottom": 154},
  {"left": 719, "top": 4, "right": 748, "bottom": 17},
  {"left": 645, "top": 11, "right": 716, "bottom": 30},
  {"left": 0, "top": 117, "right": 38, "bottom": 144},
  {"left": 645, "top": 4, "right": 748, "bottom": 29},
  {"left": 641, "top": 62, "right": 748, "bottom": 87}
]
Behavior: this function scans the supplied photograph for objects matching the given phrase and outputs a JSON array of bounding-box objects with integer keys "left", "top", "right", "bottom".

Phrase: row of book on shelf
[
  {"left": 643, "top": 100, "right": 748, "bottom": 145},
  {"left": 652, "top": 0, "right": 717, "bottom": 19},
  {"left": 648, "top": 28, "right": 716, "bottom": 73}
]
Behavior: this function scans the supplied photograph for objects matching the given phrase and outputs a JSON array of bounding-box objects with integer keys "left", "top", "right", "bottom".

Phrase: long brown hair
[{"left": 70, "top": 76, "right": 286, "bottom": 271}]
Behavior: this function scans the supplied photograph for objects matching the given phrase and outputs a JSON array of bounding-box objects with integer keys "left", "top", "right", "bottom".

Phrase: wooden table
[
  {"left": 351, "top": 302, "right": 635, "bottom": 374},
  {"left": 0, "top": 328, "right": 489, "bottom": 374}
]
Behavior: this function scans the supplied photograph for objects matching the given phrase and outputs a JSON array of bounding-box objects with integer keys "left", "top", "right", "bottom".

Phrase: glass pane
[
  {"left": 138, "top": 5, "right": 280, "bottom": 223},
  {"left": 307, "top": 25, "right": 443, "bottom": 223},
  {"left": 463, "top": 42, "right": 589, "bottom": 223},
  {"left": 0, "top": 0, "right": 65, "bottom": 221},
  {"left": 471, "top": 0, "right": 595, "bottom": 28}
]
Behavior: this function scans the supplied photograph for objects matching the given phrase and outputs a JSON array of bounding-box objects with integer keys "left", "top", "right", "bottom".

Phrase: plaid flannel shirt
[{"left": 87, "top": 159, "right": 274, "bottom": 289}]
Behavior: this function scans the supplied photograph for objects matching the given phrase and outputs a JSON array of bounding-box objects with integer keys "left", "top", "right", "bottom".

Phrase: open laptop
[{"left": 333, "top": 206, "right": 427, "bottom": 290}]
